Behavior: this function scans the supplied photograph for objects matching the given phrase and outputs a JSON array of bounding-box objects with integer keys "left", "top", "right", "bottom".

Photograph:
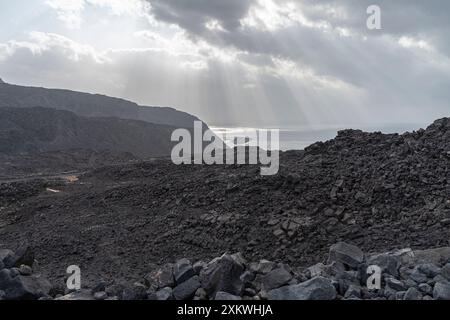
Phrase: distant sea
[{"left": 210, "top": 123, "right": 425, "bottom": 151}]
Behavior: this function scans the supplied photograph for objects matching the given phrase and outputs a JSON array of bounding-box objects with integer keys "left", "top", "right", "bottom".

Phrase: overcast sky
[{"left": 0, "top": 0, "right": 449, "bottom": 127}]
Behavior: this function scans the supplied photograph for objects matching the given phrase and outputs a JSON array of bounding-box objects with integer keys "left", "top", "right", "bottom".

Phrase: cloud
[
  {"left": 140, "top": 0, "right": 450, "bottom": 125},
  {"left": 148, "top": 0, "right": 254, "bottom": 35},
  {"left": 45, "top": 0, "right": 150, "bottom": 29},
  {"left": 46, "top": 0, "right": 85, "bottom": 29},
  {"left": 1, "top": 0, "right": 450, "bottom": 128}
]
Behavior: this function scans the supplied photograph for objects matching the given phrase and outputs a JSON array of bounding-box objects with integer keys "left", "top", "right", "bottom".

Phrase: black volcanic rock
[
  {"left": 0, "top": 107, "right": 178, "bottom": 158},
  {"left": 0, "top": 80, "right": 203, "bottom": 128},
  {"left": 0, "top": 117, "right": 448, "bottom": 288}
]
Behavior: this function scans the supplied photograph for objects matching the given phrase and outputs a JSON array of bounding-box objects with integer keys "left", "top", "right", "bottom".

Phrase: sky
[{"left": 0, "top": 0, "right": 449, "bottom": 128}]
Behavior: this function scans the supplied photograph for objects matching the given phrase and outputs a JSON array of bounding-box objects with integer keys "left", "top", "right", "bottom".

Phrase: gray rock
[
  {"left": 9, "top": 268, "right": 20, "bottom": 278},
  {"left": 344, "top": 285, "right": 362, "bottom": 299},
  {"left": 395, "top": 291, "right": 406, "bottom": 300},
  {"left": 174, "top": 258, "right": 195, "bottom": 285},
  {"left": 307, "top": 262, "right": 345, "bottom": 279},
  {"left": 417, "top": 263, "right": 441, "bottom": 278},
  {"left": 409, "top": 268, "right": 428, "bottom": 284},
  {"left": 328, "top": 242, "right": 364, "bottom": 269},
  {"left": 91, "top": 281, "right": 107, "bottom": 294},
  {"left": 105, "top": 283, "right": 125, "bottom": 297},
  {"left": 156, "top": 287, "right": 173, "bottom": 300},
  {"left": 306, "top": 263, "right": 326, "bottom": 279},
  {"left": 200, "top": 254, "right": 245, "bottom": 297},
  {"left": 361, "top": 288, "right": 378, "bottom": 299},
  {"left": 195, "top": 288, "right": 207, "bottom": 299},
  {"left": 173, "top": 276, "right": 201, "bottom": 300},
  {"left": 404, "top": 279, "right": 417, "bottom": 289},
  {"left": 433, "top": 282, "right": 450, "bottom": 300},
  {"left": 244, "top": 288, "right": 257, "bottom": 297},
  {"left": 144, "top": 264, "right": 175, "bottom": 290},
  {"left": 231, "top": 253, "right": 247, "bottom": 267},
  {"left": 383, "top": 286, "right": 397, "bottom": 299},
  {"left": 404, "top": 287, "right": 422, "bottom": 300},
  {"left": 93, "top": 291, "right": 107, "bottom": 300},
  {"left": 11, "top": 245, "right": 35, "bottom": 268},
  {"left": 250, "top": 260, "right": 276, "bottom": 275},
  {"left": 0, "top": 249, "right": 15, "bottom": 269},
  {"left": 267, "top": 277, "right": 337, "bottom": 300},
  {"left": 0, "top": 269, "right": 52, "bottom": 300},
  {"left": 240, "top": 271, "right": 255, "bottom": 285},
  {"left": 418, "top": 283, "right": 433, "bottom": 295},
  {"left": 367, "top": 252, "right": 402, "bottom": 277},
  {"left": 262, "top": 267, "right": 293, "bottom": 291},
  {"left": 121, "top": 283, "right": 147, "bottom": 300},
  {"left": 55, "top": 290, "right": 94, "bottom": 300},
  {"left": 336, "top": 271, "right": 360, "bottom": 295},
  {"left": 410, "top": 247, "right": 450, "bottom": 266},
  {"left": 193, "top": 261, "right": 206, "bottom": 275},
  {"left": 432, "top": 275, "right": 449, "bottom": 285},
  {"left": 19, "top": 265, "right": 33, "bottom": 276},
  {"left": 215, "top": 291, "right": 242, "bottom": 300},
  {"left": 441, "top": 263, "right": 450, "bottom": 280},
  {"left": 385, "top": 277, "right": 406, "bottom": 292}
]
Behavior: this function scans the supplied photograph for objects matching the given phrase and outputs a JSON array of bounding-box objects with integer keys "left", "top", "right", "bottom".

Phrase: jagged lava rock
[{"left": 267, "top": 277, "right": 337, "bottom": 300}]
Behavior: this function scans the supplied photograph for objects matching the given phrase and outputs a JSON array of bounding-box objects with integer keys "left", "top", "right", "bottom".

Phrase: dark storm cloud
[
  {"left": 2, "top": 0, "right": 449, "bottom": 128},
  {"left": 149, "top": 0, "right": 254, "bottom": 35},
  {"left": 142, "top": 0, "right": 450, "bottom": 126},
  {"left": 146, "top": 0, "right": 450, "bottom": 54}
]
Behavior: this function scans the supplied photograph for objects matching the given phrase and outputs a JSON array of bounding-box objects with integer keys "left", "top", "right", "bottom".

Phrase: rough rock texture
[
  {"left": 328, "top": 242, "right": 364, "bottom": 269},
  {"left": 267, "top": 277, "right": 337, "bottom": 300},
  {"left": 3, "top": 242, "right": 450, "bottom": 300},
  {"left": 0, "top": 248, "right": 52, "bottom": 300},
  {"left": 0, "top": 117, "right": 449, "bottom": 287}
]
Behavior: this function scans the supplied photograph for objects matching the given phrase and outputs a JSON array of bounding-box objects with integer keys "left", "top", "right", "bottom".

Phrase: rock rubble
[{"left": 3, "top": 243, "right": 450, "bottom": 300}]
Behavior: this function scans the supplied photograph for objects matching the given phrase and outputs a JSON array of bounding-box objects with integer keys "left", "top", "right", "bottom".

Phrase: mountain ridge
[
  {"left": 0, "top": 79, "right": 204, "bottom": 129},
  {"left": 0, "top": 106, "right": 178, "bottom": 158}
]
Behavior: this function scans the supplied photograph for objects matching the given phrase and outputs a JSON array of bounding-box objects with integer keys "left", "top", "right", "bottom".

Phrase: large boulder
[
  {"left": 173, "top": 276, "right": 201, "bottom": 300},
  {"left": 155, "top": 287, "right": 173, "bottom": 301},
  {"left": 249, "top": 260, "right": 276, "bottom": 275},
  {"left": 417, "top": 263, "right": 441, "bottom": 278},
  {"left": 267, "top": 277, "right": 337, "bottom": 300},
  {"left": 262, "top": 266, "right": 293, "bottom": 291},
  {"left": 403, "top": 287, "right": 422, "bottom": 300},
  {"left": 0, "top": 250, "right": 15, "bottom": 268},
  {"left": 433, "top": 282, "right": 450, "bottom": 300},
  {"left": 328, "top": 242, "right": 364, "bottom": 269},
  {"left": 199, "top": 254, "right": 245, "bottom": 297},
  {"left": 0, "top": 246, "right": 34, "bottom": 269},
  {"left": 173, "top": 259, "right": 195, "bottom": 285},
  {"left": 366, "top": 249, "right": 413, "bottom": 277},
  {"left": 442, "top": 263, "right": 450, "bottom": 280},
  {"left": 408, "top": 247, "right": 450, "bottom": 266},
  {"left": 0, "top": 269, "right": 51, "bottom": 300}
]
